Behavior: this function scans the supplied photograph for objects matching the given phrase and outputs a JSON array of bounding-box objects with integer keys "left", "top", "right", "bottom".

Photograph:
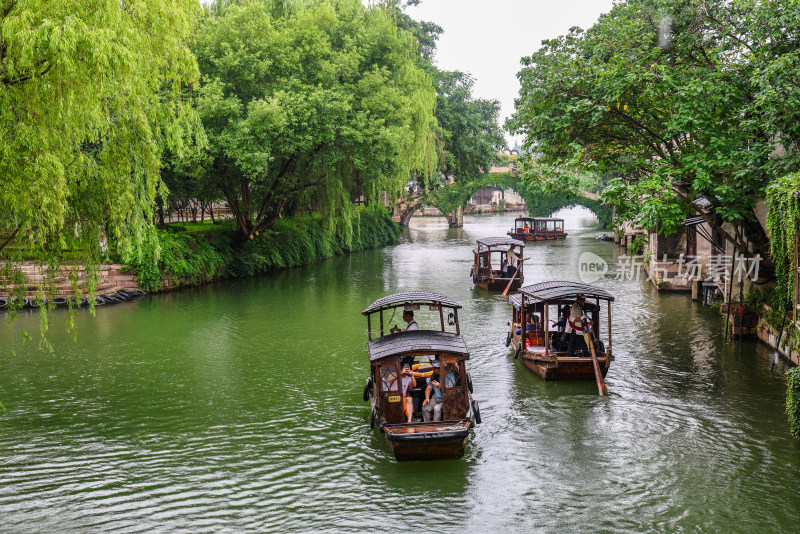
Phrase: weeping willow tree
[
  {"left": 193, "top": 0, "right": 438, "bottom": 241},
  {"left": 0, "top": 0, "right": 200, "bottom": 329},
  {"left": 0, "top": 0, "right": 200, "bottom": 259}
]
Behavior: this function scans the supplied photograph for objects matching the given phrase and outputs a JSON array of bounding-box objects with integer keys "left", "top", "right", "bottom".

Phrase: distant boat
[
  {"left": 508, "top": 217, "right": 568, "bottom": 241},
  {"left": 361, "top": 291, "right": 480, "bottom": 461},
  {"left": 470, "top": 237, "right": 525, "bottom": 291}
]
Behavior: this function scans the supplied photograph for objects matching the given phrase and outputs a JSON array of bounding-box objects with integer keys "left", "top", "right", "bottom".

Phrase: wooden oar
[
  {"left": 584, "top": 324, "right": 608, "bottom": 396},
  {"left": 501, "top": 257, "right": 529, "bottom": 297}
]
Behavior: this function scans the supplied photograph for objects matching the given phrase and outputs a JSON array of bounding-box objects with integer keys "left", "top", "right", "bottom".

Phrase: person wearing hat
[{"left": 564, "top": 294, "right": 592, "bottom": 356}]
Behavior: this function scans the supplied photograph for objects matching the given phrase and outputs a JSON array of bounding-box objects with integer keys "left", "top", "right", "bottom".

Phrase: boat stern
[{"left": 383, "top": 421, "right": 471, "bottom": 461}]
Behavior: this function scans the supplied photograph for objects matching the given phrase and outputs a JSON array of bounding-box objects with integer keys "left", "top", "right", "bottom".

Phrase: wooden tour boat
[
  {"left": 471, "top": 237, "right": 525, "bottom": 291},
  {"left": 507, "top": 281, "right": 614, "bottom": 385},
  {"left": 362, "top": 291, "right": 480, "bottom": 461},
  {"left": 508, "top": 217, "right": 568, "bottom": 241}
]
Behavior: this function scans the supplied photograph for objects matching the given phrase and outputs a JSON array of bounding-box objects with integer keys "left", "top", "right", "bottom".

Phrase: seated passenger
[
  {"left": 422, "top": 359, "right": 457, "bottom": 422},
  {"left": 422, "top": 361, "right": 442, "bottom": 422},
  {"left": 401, "top": 363, "right": 416, "bottom": 423},
  {"left": 516, "top": 315, "right": 540, "bottom": 335}
]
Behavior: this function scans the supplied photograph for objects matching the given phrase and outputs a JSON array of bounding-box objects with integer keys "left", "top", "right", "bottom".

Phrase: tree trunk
[{"left": 447, "top": 205, "right": 464, "bottom": 228}]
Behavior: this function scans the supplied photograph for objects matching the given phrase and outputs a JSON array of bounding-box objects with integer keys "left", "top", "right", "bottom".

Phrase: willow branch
[{"left": 0, "top": 222, "right": 22, "bottom": 254}]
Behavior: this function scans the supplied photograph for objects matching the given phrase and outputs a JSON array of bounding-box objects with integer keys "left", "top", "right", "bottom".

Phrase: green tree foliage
[
  {"left": 427, "top": 71, "right": 505, "bottom": 220},
  {"left": 436, "top": 71, "right": 506, "bottom": 185},
  {"left": 0, "top": 0, "right": 200, "bottom": 270},
  {"left": 193, "top": 0, "right": 438, "bottom": 239},
  {"left": 127, "top": 206, "right": 400, "bottom": 290},
  {"left": 379, "top": 0, "right": 442, "bottom": 63},
  {"left": 508, "top": 0, "right": 800, "bottom": 255},
  {"left": 427, "top": 170, "right": 517, "bottom": 219}
]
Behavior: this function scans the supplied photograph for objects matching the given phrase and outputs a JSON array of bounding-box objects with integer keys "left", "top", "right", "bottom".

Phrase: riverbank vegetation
[{"left": 127, "top": 207, "right": 400, "bottom": 291}]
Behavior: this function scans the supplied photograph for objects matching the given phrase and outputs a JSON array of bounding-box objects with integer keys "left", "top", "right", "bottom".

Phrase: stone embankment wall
[
  {"left": 757, "top": 320, "right": 800, "bottom": 365},
  {"left": 0, "top": 262, "right": 139, "bottom": 298},
  {"left": 755, "top": 305, "right": 800, "bottom": 365}
]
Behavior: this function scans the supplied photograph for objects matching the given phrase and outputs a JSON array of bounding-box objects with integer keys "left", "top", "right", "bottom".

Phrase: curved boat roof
[
  {"left": 476, "top": 236, "right": 525, "bottom": 248},
  {"left": 362, "top": 291, "right": 461, "bottom": 315},
  {"left": 518, "top": 281, "right": 614, "bottom": 302},
  {"left": 514, "top": 216, "right": 564, "bottom": 221},
  {"left": 366, "top": 331, "right": 470, "bottom": 361}
]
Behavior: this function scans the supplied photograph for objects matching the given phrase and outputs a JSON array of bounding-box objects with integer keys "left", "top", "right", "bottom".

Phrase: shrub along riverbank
[{"left": 126, "top": 207, "right": 402, "bottom": 292}]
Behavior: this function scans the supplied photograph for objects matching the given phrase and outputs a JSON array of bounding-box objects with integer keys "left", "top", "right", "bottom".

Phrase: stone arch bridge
[{"left": 391, "top": 181, "right": 608, "bottom": 228}]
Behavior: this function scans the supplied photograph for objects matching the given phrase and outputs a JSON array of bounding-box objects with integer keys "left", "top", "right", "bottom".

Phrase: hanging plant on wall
[
  {"left": 787, "top": 367, "right": 800, "bottom": 439},
  {"left": 765, "top": 172, "right": 800, "bottom": 439},
  {"left": 765, "top": 172, "right": 800, "bottom": 305}
]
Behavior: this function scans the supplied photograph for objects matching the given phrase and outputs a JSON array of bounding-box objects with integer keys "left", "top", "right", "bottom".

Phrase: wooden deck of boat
[
  {"left": 384, "top": 420, "right": 471, "bottom": 435},
  {"left": 384, "top": 421, "right": 471, "bottom": 461}
]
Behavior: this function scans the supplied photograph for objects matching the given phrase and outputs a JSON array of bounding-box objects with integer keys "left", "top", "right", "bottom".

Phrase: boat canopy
[
  {"left": 514, "top": 217, "right": 564, "bottom": 222},
  {"left": 366, "top": 331, "right": 470, "bottom": 362},
  {"left": 362, "top": 291, "right": 461, "bottom": 315},
  {"left": 518, "top": 281, "right": 615, "bottom": 303},
  {"left": 476, "top": 236, "right": 525, "bottom": 248}
]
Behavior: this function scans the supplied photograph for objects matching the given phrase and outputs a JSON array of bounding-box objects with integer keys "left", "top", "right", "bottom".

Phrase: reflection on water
[{"left": 1, "top": 207, "right": 799, "bottom": 532}]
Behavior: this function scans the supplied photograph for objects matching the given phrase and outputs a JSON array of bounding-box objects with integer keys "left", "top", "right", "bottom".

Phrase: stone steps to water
[{"left": 0, "top": 262, "right": 140, "bottom": 298}]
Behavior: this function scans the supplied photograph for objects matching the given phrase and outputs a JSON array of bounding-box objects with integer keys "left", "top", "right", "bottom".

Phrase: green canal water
[{"left": 1, "top": 210, "right": 799, "bottom": 532}]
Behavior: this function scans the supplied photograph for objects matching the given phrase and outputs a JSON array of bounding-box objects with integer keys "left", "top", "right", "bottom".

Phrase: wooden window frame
[
  {"left": 378, "top": 363, "right": 400, "bottom": 394},
  {"left": 441, "top": 359, "right": 464, "bottom": 390}
]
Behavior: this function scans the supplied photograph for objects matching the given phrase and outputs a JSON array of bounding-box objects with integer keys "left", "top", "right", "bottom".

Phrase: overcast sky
[{"left": 398, "top": 0, "right": 616, "bottom": 146}]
